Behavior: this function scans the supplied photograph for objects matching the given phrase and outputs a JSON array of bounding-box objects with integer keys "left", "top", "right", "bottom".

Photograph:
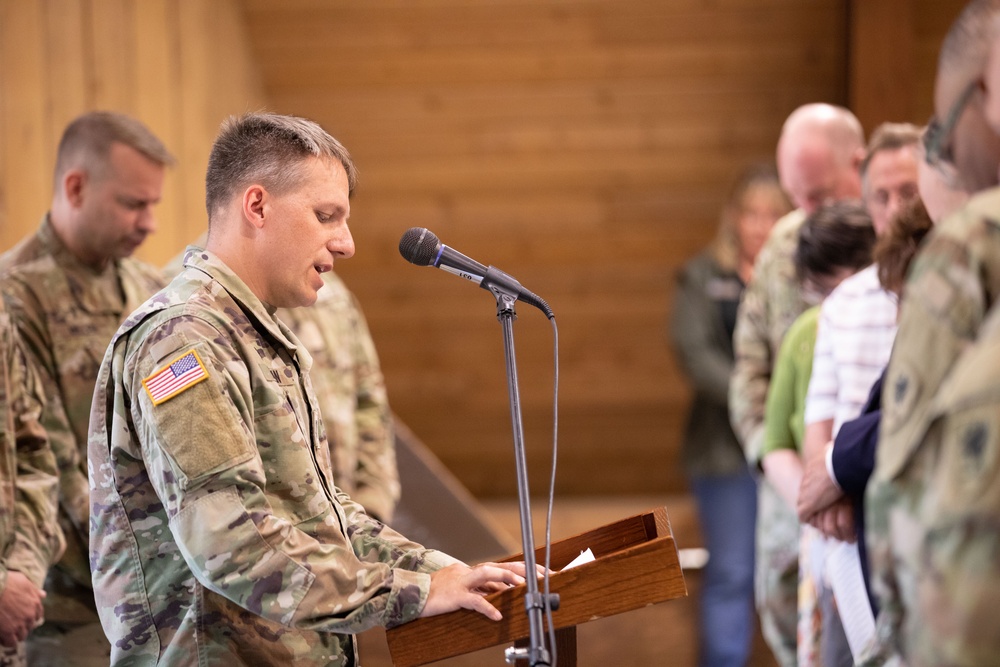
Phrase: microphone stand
[{"left": 486, "top": 269, "right": 555, "bottom": 667}]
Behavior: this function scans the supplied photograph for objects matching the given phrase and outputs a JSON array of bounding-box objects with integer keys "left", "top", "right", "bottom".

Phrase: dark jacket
[
  {"left": 670, "top": 252, "right": 748, "bottom": 476},
  {"left": 832, "top": 369, "right": 884, "bottom": 613}
]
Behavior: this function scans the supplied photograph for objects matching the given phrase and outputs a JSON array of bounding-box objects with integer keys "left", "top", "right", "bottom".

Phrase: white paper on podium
[
  {"left": 562, "top": 547, "right": 595, "bottom": 571},
  {"left": 826, "top": 540, "right": 876, "bottom": 659}
]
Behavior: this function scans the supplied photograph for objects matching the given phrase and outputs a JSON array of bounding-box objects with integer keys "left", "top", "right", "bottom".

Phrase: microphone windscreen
[{"left": 398, "top": 227, "right": 441, "bottom": 266}]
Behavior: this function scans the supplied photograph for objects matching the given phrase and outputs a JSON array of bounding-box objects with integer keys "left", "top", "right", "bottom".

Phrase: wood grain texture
[
  {"left": 242, "top": 0, "right": 849, "bottom": 496},
  {"left": 0, "top": 0, "right": 265, "bottom": 260}
]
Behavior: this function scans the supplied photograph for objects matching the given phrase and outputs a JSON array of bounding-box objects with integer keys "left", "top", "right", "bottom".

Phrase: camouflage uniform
[
  {"left": 867, "top": 187, "right": 1000, "bottom": 666},
  {"left": 729, "top": 208, "right": 811, "bottom": 667},
  {"left": 0, "top": 300, "right": 63, "bottom": 666},
  {"left": 0, "top": 216, "right": 165, "bottom": 590},
  {"left": 169, "top": 239, "right": 400, "bottom": 522},
  {"left": 275, "top": 273, "right": 399, "bottom": 522},
  {"left": 89, "top": 248, "right": 459, "bottom": 666}
]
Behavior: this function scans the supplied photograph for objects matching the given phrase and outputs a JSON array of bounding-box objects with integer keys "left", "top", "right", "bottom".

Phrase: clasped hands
[{"left": 796, "top": 442, "right": 855, "bottom": 543}]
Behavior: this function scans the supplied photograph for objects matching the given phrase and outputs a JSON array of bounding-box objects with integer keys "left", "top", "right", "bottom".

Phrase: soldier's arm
[
  {"left": 5, "top": 339, "right": 63, "bottom": 588},
  {"left": 345, "top": 293, "right": 400, "bottom": 523},
  {"left": 730, "top": 268, "right": 774, "bottom": 467},
  {"left": 1, "top": 281, "right": 88, "bottom": 539}
]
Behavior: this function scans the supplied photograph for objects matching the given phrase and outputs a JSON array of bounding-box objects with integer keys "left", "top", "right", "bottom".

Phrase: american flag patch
[{"left": 142, "top": 350, "right": 209, "bottom": 406}]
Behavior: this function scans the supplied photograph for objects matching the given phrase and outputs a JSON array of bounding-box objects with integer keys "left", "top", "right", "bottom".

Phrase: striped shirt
[{"left": 804, "top": 265, "right": 898, "bottom": 434}]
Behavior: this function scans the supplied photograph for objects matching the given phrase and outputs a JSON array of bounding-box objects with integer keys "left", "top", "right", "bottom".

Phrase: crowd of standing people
[{"left": 671, "top": 2, "right": 1000, "bottom": 666}]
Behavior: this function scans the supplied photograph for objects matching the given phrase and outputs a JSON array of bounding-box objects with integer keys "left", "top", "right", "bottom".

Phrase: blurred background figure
[
  {"left": 758, "top": 200, "right": 876, "bottom": 667},
  {"left": 0, "top": 111, "right": 172, "bottom": 665},
  {"left": 670, "top": 164, "right": 791, "bottom": 667}
]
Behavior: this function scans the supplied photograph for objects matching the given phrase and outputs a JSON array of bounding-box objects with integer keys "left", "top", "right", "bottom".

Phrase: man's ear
[
  {"left": 63, "top": 169, "right": 87, "bottom": 208},
  {"left": 242, "top": 185, "right": 267, "bottom": 229}
]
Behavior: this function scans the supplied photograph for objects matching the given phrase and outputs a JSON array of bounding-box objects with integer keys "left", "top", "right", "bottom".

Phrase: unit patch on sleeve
[{"left": 142, "top": 350, "right": 209, "bottom": 405}]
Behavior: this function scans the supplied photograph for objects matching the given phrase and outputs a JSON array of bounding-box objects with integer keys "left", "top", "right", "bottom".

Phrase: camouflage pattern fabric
[
  {"left": 89, "top": 248, "right": 459, "bottom": 666},
  {"left": 0, "top": 216, "right": 164, "bottom": 587},
  {"left": 866, "top": 186, "right": 1000, "bottom": 666},
  {"left": 168, "top": 237, "right": 400, "bottom": 523},
  {"left": 0, "top": 301, "right": 63, "bottom": 666},
  {"left": 277, "top": 272, "right": 399, "bottom": 522},
  {"left": 730, "top": 208, "right": 812, "bottom": 667}
]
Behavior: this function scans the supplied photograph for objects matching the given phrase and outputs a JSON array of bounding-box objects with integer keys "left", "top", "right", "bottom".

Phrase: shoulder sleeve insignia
[{"left": 142, "top": 349, "right": 209, "bottom": 405}]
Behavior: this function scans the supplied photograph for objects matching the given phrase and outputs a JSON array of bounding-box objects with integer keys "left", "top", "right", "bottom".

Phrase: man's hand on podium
[{"left": 421, "top": 562, "right": 539, "bottom": 621}]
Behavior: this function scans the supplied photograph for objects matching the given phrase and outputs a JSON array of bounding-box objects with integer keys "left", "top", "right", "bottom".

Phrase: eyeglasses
[{"left": 923, "top": 79, "right": 982, "bottom": 170}]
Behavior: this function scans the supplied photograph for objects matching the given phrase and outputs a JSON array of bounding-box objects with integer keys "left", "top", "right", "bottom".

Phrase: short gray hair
[
  {"left": 54, "top": 111, "right": 174, "bottom": 187},
  {"left": 205, "top": 112, "right": 358, "bottom": 217},
  {"left": 860, "top": 122, "right": 922, "bottom": 186}
]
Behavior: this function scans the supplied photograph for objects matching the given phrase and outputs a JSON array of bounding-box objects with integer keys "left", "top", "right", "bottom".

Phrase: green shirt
[{"left": 761, "top": 306, "right": 820, "bottom": 457}]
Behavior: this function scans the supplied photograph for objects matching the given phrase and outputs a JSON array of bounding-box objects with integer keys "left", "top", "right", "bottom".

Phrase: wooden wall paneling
[
  {"left": 0, "top": 1, "right": 50, "bottom": 250},
  {"left": 849, "top": 0, "right": 969, "bottom": 131},
  {"left": 134, "top": 0, "right": 182, "bottom": 263},
  {"left": 167, "top": 0, "right": 213, "bottom": 265},
  {"left": 203, "top": 0, "right": 266, "bottom": 124},
  {"left": 157, "top": 0, "right": 266, "bottom": 267},
  {"left": 912, "top": 0, "right": 969, "bottom": 123},
  {"left": 0, "top": 0, "right": 266, "bottom": 264},
  {"left": 41, "top": 0, "right": 87, "bottom": 168},
  {"left": 241, "top": 0, "right": 851, "bottom": 496},
  {"left": 87, "top": 0, "right": 136, "bottom": 113},
  {"left": 848, "top": 0, "right": 916, "bottom": 131}
]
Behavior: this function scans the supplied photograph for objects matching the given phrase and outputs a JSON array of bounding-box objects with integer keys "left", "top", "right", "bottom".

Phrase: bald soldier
[
  {"left": 0, "top": 300, "right": 63, "bottom": 666},
  {"left": 88, "top": 112, "right": 529, "bottom": 666},
  {"left": 729, "top": 103, "right": 864, "bottom": 667},
  {"left": 866, "top": 1, "right": 1000, "bottom": 664}
]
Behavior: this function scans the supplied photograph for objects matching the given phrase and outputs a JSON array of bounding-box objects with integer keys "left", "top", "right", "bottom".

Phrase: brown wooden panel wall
[
  {"left": 0, "top": 0, "right": 961, "bottom": 499},
  {"left": 0, "top": 0, "right": 266, "bottom": 259},
  {"left": 242, "top": 0, "right": 849, "bottom": 497},
  {"left": 848, "top": 0, "right": 967, "bottom": 131}
]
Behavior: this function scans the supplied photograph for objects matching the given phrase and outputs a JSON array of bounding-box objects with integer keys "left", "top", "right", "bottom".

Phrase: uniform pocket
[{"left": 254, "top": 397, "right": 328, "bottom": 525}]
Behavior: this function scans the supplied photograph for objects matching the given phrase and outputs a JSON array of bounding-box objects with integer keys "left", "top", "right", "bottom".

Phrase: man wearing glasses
[{"left": 866, "top": 1, "right": 1000, "bottom": 664}]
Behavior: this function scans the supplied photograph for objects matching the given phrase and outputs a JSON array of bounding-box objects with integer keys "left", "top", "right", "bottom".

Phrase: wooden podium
[{"left": 385, "top": 506, "right": 687, "bottom": 666}]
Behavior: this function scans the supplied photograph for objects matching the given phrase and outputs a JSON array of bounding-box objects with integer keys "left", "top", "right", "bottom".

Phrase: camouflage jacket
[
  {"left": 866, "top": 186, "right": 1000, "bottom": 664},
  {"left": 0, "top": 300, "right": 63, "bottom": 596},
  {"left": 276, "top": 273, "right": 399, "bottom": 522},
  {"left": 729, "top": 209, "right": 811, "bottom": 465},
  {"left": 89, "top": 248, "right": 458, "bottom": 666},
  {"left": 169, "top": 239, "right": 400, "bottom": 522},
  {"left": 0, "top": 215, "right": 165, "bottom": 586},
  {"left": 876, "top": 186, "right": 1000, "bottom": 479}
]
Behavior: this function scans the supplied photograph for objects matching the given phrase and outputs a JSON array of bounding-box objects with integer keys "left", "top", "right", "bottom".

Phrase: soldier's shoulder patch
[{"left": 142, "top": 349, "right": 209, "bottom": 406}]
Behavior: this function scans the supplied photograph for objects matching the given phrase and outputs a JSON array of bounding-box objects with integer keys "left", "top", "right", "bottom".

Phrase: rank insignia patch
[{"left": 143, "top": 350, "right": 209, "bottom": 405}]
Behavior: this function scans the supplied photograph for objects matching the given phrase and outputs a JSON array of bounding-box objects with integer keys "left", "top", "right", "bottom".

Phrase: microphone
[{"left": 398, "top": 227, "right": 554, "bottom": 318}]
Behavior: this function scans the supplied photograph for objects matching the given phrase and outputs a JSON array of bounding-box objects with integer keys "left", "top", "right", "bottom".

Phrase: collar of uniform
[
  {"left": 35, "top": 214, "right": 126, "bottom": 315},
  {"left": 181, "top": 247, "right": 309, "bottom": 365}
]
